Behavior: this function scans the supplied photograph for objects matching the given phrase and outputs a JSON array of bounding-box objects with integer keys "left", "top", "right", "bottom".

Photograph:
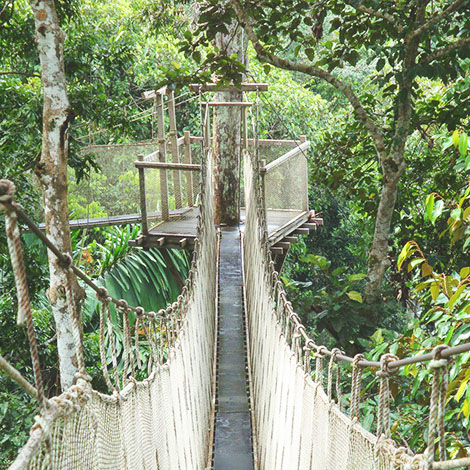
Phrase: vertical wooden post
[
  {"left": 204, "top": 104, "right": 211, "bottom": 151},
  {"left": 261, "top": 158, "right": 267, "bottom": 218},
  {"left": 156, "top": 93, "right": 169, "bottom": 221},
  {"left": 241, "top": 104, "right": 248, "bottom": 150},
  {"left": 167, "top": 90, "right": 182, "bottom": 209},
  {"left": 137, "top": 154, "right": 148, "bottom": 235},
  {"left": 300, "top": 134, "right": 306, "bottom": 144},
  {"left": 184, "top": 130, "right": 194, "bottom": 206}
]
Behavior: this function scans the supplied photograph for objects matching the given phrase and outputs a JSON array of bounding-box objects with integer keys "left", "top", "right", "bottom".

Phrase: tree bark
[
  {"left": 30, "top": 0, "right": 85, "bottom": 391},
  {"left": 212, "top": 19, "right": 247, "bottom": 225},
  {"left": 363, "top": 170, "right": 403, "bottom": 309}
]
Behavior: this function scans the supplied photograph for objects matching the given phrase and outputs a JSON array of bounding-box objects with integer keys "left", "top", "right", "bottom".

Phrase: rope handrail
[
  {"left": 243, "top": 148, "right": 470, "bottom": 469},
  {"left": 0, "top": 188, "right": 162, "bottom": 321}
]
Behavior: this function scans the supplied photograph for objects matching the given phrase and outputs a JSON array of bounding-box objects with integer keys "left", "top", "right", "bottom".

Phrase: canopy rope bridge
[{"left": 1, "top": 84, "right": 470, "bottom": 470}]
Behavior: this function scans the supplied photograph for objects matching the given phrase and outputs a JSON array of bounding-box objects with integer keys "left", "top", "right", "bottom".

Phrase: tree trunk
[
  {"left": 31, "top": 0, "right": 85, "bottom": 391},
  {"left": 364, "top": 166, "right": 403, "bottom": 309},
  {"left": 212, "top": 20, "right": 247, "bottom": 225}
]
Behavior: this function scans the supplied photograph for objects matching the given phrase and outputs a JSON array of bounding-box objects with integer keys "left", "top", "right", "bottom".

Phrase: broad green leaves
[{"left": 424, "top": 193, "right": 445, "bottom": 225}]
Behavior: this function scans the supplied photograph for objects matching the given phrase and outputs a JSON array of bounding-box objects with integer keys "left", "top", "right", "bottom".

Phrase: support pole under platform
[{"left": 213, "top": 227, "right": 254, "bottom": 469}]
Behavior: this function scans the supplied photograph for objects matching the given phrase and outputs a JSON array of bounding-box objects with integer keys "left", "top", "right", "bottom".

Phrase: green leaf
[
  {"left": 376, "top": 58, "right": 385, "bottom": 71},
  {"left": 459, "top": 132, "right": 468, "bottom": 158},
  {"left": 453, "top": 129, "right": 460, "bottom": 148},
  {"left": 347, "top": 291, "right": 363, "bottom": 303},
  {"left": 460, "top": 267, "right": 470, "bottom": 279},
  {"left": 425, "top": 193, "right": 435, "bottom": 222}
]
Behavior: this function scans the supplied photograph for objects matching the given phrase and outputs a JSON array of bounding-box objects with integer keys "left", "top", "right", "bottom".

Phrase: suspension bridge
[{"left": 1, "top": 84, "right": 470, "bottom": 470}]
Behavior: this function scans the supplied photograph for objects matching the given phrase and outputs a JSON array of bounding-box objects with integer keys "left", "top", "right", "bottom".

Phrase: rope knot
[
  {"left": 135, "top": 306, "right": 145, "bottom": 318},
  {"left": 118, "top": 299, "right": 129, "bottom": 310},
  {"left": 376, "top": 353, "right": 398, "bottom": 378},
  {"left": 430, "top": 344, "right": 450, "bottom": 369},
  {"left": 74, "top": 371, "right": 92, "bottom": 383},
  {"left": 96, "top": 287, "right": 110, "bottom": 303},
  {"left": 0, "top": 179, "right": 15, "bottom": 201},
  {"left": 330, "top": 347, "right": 342, "bottom": 362},
  {"left": 315, "top": 345, "right": 329, "bottom": 358},
  {"left": 353, "top": 353, "right": 365, "bottom": 369},
  {"left": 59, "top": 253, "right": 73, "bottom": 270}
]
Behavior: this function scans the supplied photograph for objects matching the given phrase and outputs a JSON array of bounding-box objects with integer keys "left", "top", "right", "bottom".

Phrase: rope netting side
[
  {"left": 2, "top": 151, "right": 216, "bottom": 470},
  {"left": 242, "top": 150, "right": 470, "bottom": 470}
]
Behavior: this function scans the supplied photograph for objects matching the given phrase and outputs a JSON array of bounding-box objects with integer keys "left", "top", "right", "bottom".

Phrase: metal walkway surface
[{"left": 213, "top": 227, "right": 254, "bottom": 470}]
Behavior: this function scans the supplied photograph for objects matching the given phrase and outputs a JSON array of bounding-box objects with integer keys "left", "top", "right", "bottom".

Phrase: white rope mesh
[
  {"left": 242, "top": 149, "right": 422, "bottom": 470},
  {"left": 10, "top": 155, "right": 216, "bottom": 470}
]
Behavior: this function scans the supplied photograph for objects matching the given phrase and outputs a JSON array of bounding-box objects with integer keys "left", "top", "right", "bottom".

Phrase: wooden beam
[
  {"left": 271, "top": 246, "right": 283, "bottom": 255},
  {"left": 203, "top": 101, "right": 252, "bottom": 107},
  {"left": 189, "top": 83, "right": 269, "bottom": 92},
  {"left": 302, "top": 221, "right": 322, "bottom": 229},
  {"left": 179, "top": 238, "right": 187, "bottom": 248},
  {"left": 275, "top": 241, "right": 291, "bottom": 250},
  {"left": 142, "top": 86, "right": 168, "bottom": 101},
  {"left": 283, "top": 236, "right": 298, "bottom": 243},
  {"left": 157, "top": 237, "right": 166, "bottom": 247},
  {"left": 293, "top": 228, "right": 309, "bottom": 235},
  {"left": 135, "top": 161, "right": 201, "bottom": 171}
]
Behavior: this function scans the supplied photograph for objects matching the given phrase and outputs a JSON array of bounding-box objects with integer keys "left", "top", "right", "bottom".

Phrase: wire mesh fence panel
[
  {"left": 67, "top": 143, "right": 160, "bottom": 225},
  {"left": 264, "top": 147, "right": 309, "bottom": 212}
]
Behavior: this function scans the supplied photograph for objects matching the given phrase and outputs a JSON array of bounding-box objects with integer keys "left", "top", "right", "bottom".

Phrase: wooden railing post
[
  {"left": 167, "top": 90, "right": 182, "bottom": 209},
  {"left": 184, "top": 130, "right": 194, "bottom": 206},
  {"left": 156, "top": 93, "right": 169, "bottom": 221},
  {"left": 137, "top": 154, "right": 148, "bottom": 235},
  {"left": 204, "top": 104, "right": 210, "bottom": 151},
  {"left": 261, "top": 158, "right": 267, "bottom": 217}
]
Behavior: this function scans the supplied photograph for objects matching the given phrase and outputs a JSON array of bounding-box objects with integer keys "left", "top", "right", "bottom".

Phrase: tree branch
[
  {"left": 230, "top": 0, "right": 387, "bottom": 160},
  {"left": 0, "top": 71, "right": 41, "bottom": 78},
  {"left": 418, "top": 37, "right": 470, "bottom": 65},
  {"left": 412, "top": 0, "right": 467, "bottom": 39},
  {"left": 344, "top": 1, "right": 403, "bottom": 33}
]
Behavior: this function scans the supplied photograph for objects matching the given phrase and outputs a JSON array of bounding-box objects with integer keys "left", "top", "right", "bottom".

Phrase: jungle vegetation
[{"left": 1, "top": 0, "right": 470, "bottom": 465}]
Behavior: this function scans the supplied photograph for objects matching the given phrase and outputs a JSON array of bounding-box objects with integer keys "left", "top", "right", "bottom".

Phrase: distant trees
[{"left": 187, "top": 0, "right": 470, "bottom": 321}]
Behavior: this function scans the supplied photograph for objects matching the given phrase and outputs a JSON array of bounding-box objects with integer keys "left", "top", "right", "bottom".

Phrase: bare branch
[
  {"left": 0, "top": 354, "right": 38, "bottom": 400},
  {"left": 412, "top": 0, "right": 467, "bottom": 39},
  {"left": 344, "top": 1, "right": 403, "bottom": 33},
  {"left": 0, "top": 71, "right": 41, "bottom": 78},
  {"left": 230, "top": 0, "right": 387, "bottom": 159},
  {"left": 418, "top": 37, "right": 470, "bottom": 65}
]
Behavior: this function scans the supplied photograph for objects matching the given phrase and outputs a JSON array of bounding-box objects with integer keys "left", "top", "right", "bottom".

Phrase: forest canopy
[{"left": 1, "top": 0, "right": 470, "bottom": 466}]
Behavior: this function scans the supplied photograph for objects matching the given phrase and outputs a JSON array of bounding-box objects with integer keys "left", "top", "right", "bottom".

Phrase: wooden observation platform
[{"left": 65, "top": 83, "right": 322, "bottom": 271}]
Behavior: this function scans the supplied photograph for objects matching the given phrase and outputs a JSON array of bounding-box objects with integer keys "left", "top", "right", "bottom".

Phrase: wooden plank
[
  {"left": 135, "top": 161, "right": 201, "bottom": 171},
  {"left": 157, "top": 237, "right": 165, "bottom": 247},
  {"left": 302, "top": 221, "right": 322, "bottom": 229},
  {"left": 267, "top": 211, "right": 310, "bottom": 246},
  {"left": 189, "top": 83, "right": 269, "bottom": 92},
  {"left": 293, "top": 228, "right": 309, "bottom": 235},
  {"left": 203, "top": 101, "right": 252, "bottom": 107},
  {"left": 283, "top": 236, "right": 298, "bottom": 243},
  {"left": 142, "top": 85, "right": 168, "bottom": 100},
  {"left": 179, "top": 238, "right": 187, "bottom": 248},
  {"left": 275, "top": 241, "right": 291, "bottom": 250},
  {"left": 271, "top": 246, "right": 283, "bottom": 255}
]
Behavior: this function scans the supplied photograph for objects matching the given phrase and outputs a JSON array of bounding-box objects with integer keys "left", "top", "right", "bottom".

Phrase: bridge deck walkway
[{"left": 212, "top": 227, "right": 254, "bottom": 470}]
